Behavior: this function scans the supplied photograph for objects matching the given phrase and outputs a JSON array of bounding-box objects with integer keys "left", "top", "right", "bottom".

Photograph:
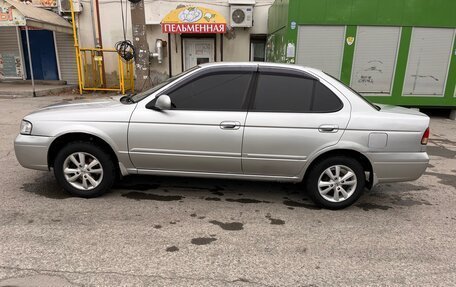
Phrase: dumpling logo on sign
[
  {"left": 162, "top": 6, "right": 227, "bottom": 34},
  {"left": 346, "top": 37, "right": 355, "bottom": 46},
  {"left": 178, "top": 7, "right": 203, "bottom": 23}
]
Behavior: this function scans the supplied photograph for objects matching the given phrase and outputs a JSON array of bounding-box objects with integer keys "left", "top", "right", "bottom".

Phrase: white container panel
[
  {"left": 296, "top": 26, "right": 345, "bottom": 79},
  {"left": 351, "top": 26, "right": 401, "bottom": 94},
  {"left": 403, "top": 28, "right": 454, "bottom": 96}
]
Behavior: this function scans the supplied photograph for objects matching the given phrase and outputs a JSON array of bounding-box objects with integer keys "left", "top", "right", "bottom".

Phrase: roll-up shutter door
[
  {"left": 351, "top": 26, "right": 400, "bottom": 94},
  {"left": 0, "top": 27, "right": 22, "bottom": 79},
  {"left": 54, "top": 32, "right": 78, "bottom": 84},
  {"left": 403, "top": 28, "right": 454, "bottom": 96},
  {"left": 296, "top": 26, "right": 345, "bottom": 79}
]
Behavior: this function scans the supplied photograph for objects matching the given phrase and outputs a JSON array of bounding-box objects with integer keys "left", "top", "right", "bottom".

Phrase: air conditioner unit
[
  {"left": 58, "top": 0, "right": 82, "bottom": 13},
  {"left": 230, "top": 5, "right": 253, "bottom": 28}
]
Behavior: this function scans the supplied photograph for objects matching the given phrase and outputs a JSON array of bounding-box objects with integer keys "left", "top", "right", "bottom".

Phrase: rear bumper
[
  {"left": 367, "top": 152, "right": 429, "bottom": 184},
  {"left": 14, "top": 134, "right": 53, "bottom": 171}
]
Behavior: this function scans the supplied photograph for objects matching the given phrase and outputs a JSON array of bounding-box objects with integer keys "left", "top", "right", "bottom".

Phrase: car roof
[{"left": 198, "top": 61, "right": 322, "bottom": 74}]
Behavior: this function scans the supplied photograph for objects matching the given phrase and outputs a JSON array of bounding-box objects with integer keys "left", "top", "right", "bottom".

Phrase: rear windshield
[{"left": 324, "top": 73, "right": 381, "bottom": 111}]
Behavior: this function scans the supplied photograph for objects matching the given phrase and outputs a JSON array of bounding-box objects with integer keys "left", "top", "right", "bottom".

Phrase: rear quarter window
[{"left": 312, "top": 81, "right": 343, "bottom": 112}]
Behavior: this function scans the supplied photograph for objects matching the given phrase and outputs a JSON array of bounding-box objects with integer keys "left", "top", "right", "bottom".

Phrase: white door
[
  {"left": 296, "top": 26, "right": 345, "bottom": 79},
  {"left": 183, "top": 38, "right": 215, "bottom": 70},
  {"left": 403, "top": 28, "right": 455, "bottom": 96},
  {"left": 350, "top": 26, "right": 401, "bottom": 94}
]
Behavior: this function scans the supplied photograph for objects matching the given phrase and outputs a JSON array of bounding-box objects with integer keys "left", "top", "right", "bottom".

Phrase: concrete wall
[
  {"left": 77, "top": 0, "right": 274, "bottom": 77},
  {"left": 77, "top": 0, "right": 134, "bottom": 81}
]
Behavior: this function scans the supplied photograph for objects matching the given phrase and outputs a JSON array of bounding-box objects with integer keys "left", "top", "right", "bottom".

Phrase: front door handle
[
  {"left": 319, "top": 124, "right": 339, "bottom": 133},
  {"left": 220, "top": 121, "right": 241, "bottom": 130}
]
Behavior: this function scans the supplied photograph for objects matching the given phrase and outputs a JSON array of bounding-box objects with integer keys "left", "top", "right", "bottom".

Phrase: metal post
[
  {"left": 24, "top": 26, "right": 36, "bottom": 97},
  {"left": 89, "top": 0, "right": 98, "bottom": 47},
  {"left": 70, "top": 0, "right": 83, "bottom": 94},
  {"left": 168, "top": 33, "right": 172, "bottom": 77},
  {"left": 94, "top": 0, "right": 106, "bottom": 87},
  {"left": 220, "top": 33, "right": 224, "bottom": 62},
  {"left": 130, "top": 0, "right": 151, "bottom": 92}
]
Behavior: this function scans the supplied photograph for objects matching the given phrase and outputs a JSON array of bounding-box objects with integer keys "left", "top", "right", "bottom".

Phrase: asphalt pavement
[{"left": 0, "top": 96, "right": 455, "bottom": 286}]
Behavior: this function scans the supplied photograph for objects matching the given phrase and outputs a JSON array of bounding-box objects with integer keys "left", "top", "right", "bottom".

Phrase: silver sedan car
[{"left": 14, "top": 63, "right": 430, "bottom": 209}]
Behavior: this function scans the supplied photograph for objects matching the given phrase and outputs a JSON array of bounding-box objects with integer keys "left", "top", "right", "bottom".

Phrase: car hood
[{"left": 24, "top": 96, "right": 137, "bottom": 122}]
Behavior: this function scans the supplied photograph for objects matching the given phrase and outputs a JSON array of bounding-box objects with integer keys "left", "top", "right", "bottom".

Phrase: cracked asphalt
[{"left": 0, "top": 96, "right": 455, "bottom": 286}]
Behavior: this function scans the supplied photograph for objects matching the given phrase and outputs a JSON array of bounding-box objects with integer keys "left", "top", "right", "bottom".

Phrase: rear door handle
[
  {"left": 319, "top": 124, "right": 339, "bottom": 133},
  {"left": 220, "top": 121, "right": 241, "bottom": 130}
]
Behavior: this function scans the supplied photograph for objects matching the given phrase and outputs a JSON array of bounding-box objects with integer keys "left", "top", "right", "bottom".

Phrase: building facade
[
  {"left": 0, "top": 0, "right": 77, "bottom": 84},
  {"left": 267, "top": 0, "right": 456, "bottom": 107},
  {"left": 76, "top": 0, "right": 274, "bottom": 84}
]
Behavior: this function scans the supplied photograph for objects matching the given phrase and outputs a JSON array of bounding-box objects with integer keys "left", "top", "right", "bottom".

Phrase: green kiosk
[{"left": 267, "top": 0, "right": 456, "bottom": 116}]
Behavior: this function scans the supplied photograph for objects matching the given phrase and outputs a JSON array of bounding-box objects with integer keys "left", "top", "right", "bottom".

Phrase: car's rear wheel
[
  {"left": 305, "top": 156, "right": 365, "bottom": 209},
  {"left": 53, "top": 142, "right": 115, "bottom": 198}
]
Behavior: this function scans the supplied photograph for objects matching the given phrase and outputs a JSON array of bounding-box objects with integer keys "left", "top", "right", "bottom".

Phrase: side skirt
[{"left": 126, "top": 168, "right": 301, "bottom": 183}]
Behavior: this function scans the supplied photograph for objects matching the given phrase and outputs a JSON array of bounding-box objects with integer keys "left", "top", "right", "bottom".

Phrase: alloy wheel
[
  {"left": 317, "top": 165, "right": 357, "bottom": 203},
  {"left": 62, "top": 152, "right": 104, "bottom": 191}
]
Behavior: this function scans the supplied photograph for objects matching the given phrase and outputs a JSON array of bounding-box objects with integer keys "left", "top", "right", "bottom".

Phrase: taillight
[{"left": 421, "top": 127, "right": 430, "bottom": 145}]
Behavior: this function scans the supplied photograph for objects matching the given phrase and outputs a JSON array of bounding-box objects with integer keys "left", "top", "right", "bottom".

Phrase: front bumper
[
  {"left": 367, "top": 152, "right": 429, "bottom": 184},
  {"left": 14, "top": 134, "right": 54, "bottom": 171}
]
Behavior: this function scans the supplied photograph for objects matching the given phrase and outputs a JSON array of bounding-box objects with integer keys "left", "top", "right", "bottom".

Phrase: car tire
[
  {"left": 305, "top": 156, "right": 365, "bottom": 210},
  {"left": 53, "top": 141, "right": 116, "bottom": 198}
]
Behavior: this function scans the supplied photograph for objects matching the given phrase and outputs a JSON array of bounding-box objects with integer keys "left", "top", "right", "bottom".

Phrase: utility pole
[{"left": 130, "top": 0, "right": 151, "bottom": 92}]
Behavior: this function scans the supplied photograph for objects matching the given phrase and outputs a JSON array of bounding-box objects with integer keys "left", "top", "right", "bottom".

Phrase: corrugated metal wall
[
  {"left": 0, "top": 27, "right": 19, "bottom": 53},
  {"left": 54, "top": 32, "right": 78, "bottom": 84}
]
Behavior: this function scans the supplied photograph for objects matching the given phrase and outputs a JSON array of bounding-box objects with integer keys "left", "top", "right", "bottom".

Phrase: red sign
[
  {"left": 161, "top": 6, "right": 227, "bottom": 34},
  {"left": 162, "top": 23, "right": 226, "bottom": 34}
]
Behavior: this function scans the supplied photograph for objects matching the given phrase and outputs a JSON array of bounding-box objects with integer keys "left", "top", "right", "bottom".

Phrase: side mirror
[{"left": 153, "top": 94, "right": 172, "bottom": 110}]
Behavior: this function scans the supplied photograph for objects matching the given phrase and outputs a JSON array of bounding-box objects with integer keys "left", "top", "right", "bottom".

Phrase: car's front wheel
[
  {"left": 305, "top": 156, "right": 365, "bottom": 209},
  {"left": 53, "top": 142, "right": 116, "bottom": 198}
]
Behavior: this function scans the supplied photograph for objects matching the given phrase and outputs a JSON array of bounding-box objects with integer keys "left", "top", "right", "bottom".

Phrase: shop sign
[
  {"left": 22, "top": 0, "right": 57, "bottom": 8},
  {"left": 0, "top": 0, "right": 26, "bottom": 26},
  {"left": 161, "top": 6, "right": 227, "bottom": 34}
]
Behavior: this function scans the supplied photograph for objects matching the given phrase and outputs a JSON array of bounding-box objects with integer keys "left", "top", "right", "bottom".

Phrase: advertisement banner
[
  {"left": 19, "top": 0, "right": 57, "bottom": 8},
  {"left": 0, "top": 53, "right": 23, "bottom": 79},
  {"left": 0, "top": 0, "right": 26, "bottom": 26}
]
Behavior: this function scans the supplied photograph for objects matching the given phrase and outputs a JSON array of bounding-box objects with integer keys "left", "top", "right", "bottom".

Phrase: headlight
[{"left": 20, "top": 120, "right": 32, "bottom": 135}]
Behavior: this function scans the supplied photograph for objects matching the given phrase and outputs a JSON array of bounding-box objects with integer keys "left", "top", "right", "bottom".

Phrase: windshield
[
  {"left": 131, "top": 66, "right": 200, "bottom": 102},
  {"left": 324, "top": 73, "right": 381, "bottom": 111}
]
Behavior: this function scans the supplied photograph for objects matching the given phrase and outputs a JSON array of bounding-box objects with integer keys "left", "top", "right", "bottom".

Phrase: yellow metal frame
[{"left": 70, "top": 1, "right": 134, "bottom": 95}]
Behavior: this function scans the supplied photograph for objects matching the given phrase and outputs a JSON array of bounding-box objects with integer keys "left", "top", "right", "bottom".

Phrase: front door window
[{"left": 166, "top": 72, "right": 253, "bottom": 111}]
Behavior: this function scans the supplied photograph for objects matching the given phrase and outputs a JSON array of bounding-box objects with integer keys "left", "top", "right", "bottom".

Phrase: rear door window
[{"left": 252, "top": 72, "right": 342, "bottom": 113}]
